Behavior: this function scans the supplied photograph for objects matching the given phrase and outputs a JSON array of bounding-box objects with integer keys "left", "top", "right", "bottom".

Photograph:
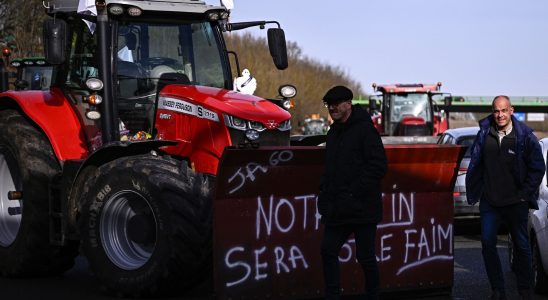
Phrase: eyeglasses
[{"left": 323, "top": 100, "right": 348, "bottom": 108}]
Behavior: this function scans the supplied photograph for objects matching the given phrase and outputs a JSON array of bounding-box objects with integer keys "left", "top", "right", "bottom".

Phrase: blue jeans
[
  {"left": 321, "top": 224, "right": 379, "bottom": 300},
  {"left": 480, "top": 200, "right": 532, "bottom": 291}
]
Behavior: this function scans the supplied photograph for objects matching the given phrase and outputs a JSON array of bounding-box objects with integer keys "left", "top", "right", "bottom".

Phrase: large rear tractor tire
[
  {"left": 0, "top": 109, "right": 76, "bottom": 276},
  {"left": 79, "top": 153, "right": 213, "bottom": 297}
]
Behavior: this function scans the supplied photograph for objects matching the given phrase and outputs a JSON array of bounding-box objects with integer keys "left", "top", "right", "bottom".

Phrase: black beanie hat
[{"left": 322, "top": 85, "right": 353, "bottom": 104}]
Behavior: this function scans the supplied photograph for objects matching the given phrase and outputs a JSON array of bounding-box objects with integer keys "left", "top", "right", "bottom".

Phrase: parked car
[{"left": 437, "top": 127, "right": 480, "bottom": 218}]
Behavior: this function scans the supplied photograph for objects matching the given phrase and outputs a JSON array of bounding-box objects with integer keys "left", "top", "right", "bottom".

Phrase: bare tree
[{"left": 0, "top": 0, "right": 47, "bottom": 58}]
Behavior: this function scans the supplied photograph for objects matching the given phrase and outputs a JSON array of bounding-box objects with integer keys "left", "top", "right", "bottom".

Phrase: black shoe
[
  {"left": 518, "top": 289, "right": 532, "bottom": 300},
  {"left": 489, "top": 289, "right": 507, "bottom": 300}
]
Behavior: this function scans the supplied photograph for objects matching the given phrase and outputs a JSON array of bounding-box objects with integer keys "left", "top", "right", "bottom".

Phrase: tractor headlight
[
  {"left": 127, "top": 6, "right": 142, "bottom": 17},
  {"left": 219, "top": 11, "right": 230, "bottom": 20},
  {"left": 224, "top": 114, "right": 246, "bottom": 130},
  {"left": 249, "top": 121, "right": 264, "bottom": 131},
  {"left": 278, "top": 120, "right": 291, "bottom": 131},
  {"left": 85, "top": 110, "right": 101, "bottom": 120},
  {"left": 232, "top": 117, "right": 246, "bottom": 129},
  {"left": 207, "top": 11, "right": 220, "bottom": 21},
  {"left": 108, "top": 4, "right": 124, "bottom": 15},
  {"left": 279, "top": 84, "right": 297, "bottom": 98},
  {"left": 245, "top": 129, "right": 260, "bottom": 141},
  {"left": 224, "top": 114, "right": 270, "bottom": 132},
  {"left": 86, "top": 78, "right": 104, "bottom": 91}
]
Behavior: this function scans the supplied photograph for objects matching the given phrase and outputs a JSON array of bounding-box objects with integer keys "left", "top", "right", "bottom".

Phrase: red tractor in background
[
  {"left": 0, "top": 0, "right": 295, "bottom": 296},
  {"left": 368, "top": 83, "right": 451, "bottom": 137}
]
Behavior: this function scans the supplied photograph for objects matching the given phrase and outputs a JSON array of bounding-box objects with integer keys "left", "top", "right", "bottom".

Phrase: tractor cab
[
  {"left": 43, "top": 0, "right": 290, "bottom": 156},
  {"left": 369, "top": 83, "right": 451, "bottom": 136}
]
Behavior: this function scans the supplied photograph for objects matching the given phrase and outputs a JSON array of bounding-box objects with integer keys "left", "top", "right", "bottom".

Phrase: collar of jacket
[
  {"left": 332, "top": 104, "right": 370, "bottom": 129},
  {"left": 478, "top": 114, "right": 533, "bottom": 143}
]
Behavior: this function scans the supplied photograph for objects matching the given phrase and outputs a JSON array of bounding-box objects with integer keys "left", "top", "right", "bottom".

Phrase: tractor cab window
[
  {"left": 113, "top": 20, "right": 226, "bottom": 140},
  {"left": 65, "top": 22, "right": 98, "bottom": 90},
  {"left": 19, "top": 65, "right": 53, "bottom": 90},
  {"left": 63, "top": 20, "right": 102, "bottom": 150},
  {"left": 115, "top": 21, "right": 226, "bottom": 96},
  {"left": 388, "top": 93, "right": 432, "bottom": 123}
]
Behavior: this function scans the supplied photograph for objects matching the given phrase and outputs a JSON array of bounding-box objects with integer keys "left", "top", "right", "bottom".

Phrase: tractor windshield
[
  {"left": 388, "top": 93, "right": 432, "bottom": 123},
  {"left": 19, "top": 65, "right": 53, "bottom": 91},
  {"left": 111, "top": 20, "right": 227, "bottom": 141},
  {"left": 115, "top": 20, "right": 227, "bottom": 99}
]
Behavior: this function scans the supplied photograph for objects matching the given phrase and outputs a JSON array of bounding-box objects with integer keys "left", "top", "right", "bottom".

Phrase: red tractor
[
  {"left": 0, "top": 0, "right": 295, "bottom": 296},
  {"left": 368, "top": 83, "right": 451, "bottom": 136}
]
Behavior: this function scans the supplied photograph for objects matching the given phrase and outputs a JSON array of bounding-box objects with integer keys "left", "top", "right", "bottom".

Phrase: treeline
[
  {"left": 0, "top": 0, "right": 46, "bottom": 57},
  {"left": 224, "top": 32, "right": 365, "bottom": 130}
]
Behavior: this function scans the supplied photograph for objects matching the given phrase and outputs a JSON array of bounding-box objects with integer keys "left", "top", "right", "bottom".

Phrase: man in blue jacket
[
  {"left": 318, "top": 86, "right": 387, "bottom": 300},
  {"left": 466, "top": 95, "right": 545, "bottom": 300}
]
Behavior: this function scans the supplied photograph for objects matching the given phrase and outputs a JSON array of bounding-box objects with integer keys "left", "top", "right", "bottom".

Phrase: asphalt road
[{"left": 1, "top": 222, "right": 547, "bottom": 300}]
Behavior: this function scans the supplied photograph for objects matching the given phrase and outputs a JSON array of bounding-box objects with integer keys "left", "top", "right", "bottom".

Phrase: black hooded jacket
[{"left": 318, "top": 105, "right": 387, "bottom": 225}]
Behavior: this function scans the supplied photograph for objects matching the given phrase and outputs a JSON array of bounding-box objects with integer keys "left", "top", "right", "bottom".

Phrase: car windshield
[
  {"left": 388, "top": 93, "right": 432, "bottom": 123},
  {"left": 21, "top": 66, "right": 53, "bottom": 90},
  {"left": 458, "top": 136, "right": 476, "bottom": 158},
  {"left": 115, "top": 20, "right": 226, "bottom": 99}
]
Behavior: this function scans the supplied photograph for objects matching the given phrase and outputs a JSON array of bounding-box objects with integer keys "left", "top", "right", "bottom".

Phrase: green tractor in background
[
  {"left": 10, "top": 57, "right": 53, "bottom": 91},
  {"left": 0, "top": 56, "right": 53, "bottom": 92}
]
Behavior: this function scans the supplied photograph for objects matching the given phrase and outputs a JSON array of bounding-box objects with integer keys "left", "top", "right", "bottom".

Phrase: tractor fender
[
  {"left": 0, "top": 88, "right": 88, "bottom": 161},
  {"left": 77, "top": 140, "right": 179, "bottom": 171}
]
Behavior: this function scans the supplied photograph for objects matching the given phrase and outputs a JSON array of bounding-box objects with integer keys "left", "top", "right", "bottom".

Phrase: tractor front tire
[
  {"left": 79, "top": 154, "right": 212, "bottom": 297},
  {"left": 0, "top": 109, "right": 76, "bottom": 276}
]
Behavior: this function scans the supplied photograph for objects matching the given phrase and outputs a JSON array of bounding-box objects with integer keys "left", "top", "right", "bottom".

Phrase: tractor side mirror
[
  {"left": 43, "top": 19, "right": 68, "bottom": 65},
  {"left": 267, "top": 28, "right": 288, "bottom": 70},
  {"left": 369, "top": 99, "right": 377, "bottom": 111},
  {"left": 444, "top": 96, "right": 452, "bottom": 106},
  {"left": 368, "top": 95, "right": 379, "bottom": 112}
]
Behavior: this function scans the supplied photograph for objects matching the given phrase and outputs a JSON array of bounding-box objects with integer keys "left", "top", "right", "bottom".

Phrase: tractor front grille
[{"left": 228, "top": 128, "right": 290, "bottom": 147}]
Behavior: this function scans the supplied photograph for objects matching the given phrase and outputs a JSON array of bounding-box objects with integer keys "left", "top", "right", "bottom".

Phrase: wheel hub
[
  {"left": 127, "top": 214, "right": 156, "bottom": 244},
  {"left": 0, "top": 152, "right": 22, "bottom": 247},
  {"left": 100, "top": 190, "right": 157, "bottom": 270}
]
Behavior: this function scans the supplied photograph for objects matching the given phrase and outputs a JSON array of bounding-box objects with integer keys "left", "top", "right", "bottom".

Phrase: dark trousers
[
  {"left": 321, "top": 223, "right": 379, "bottom": 300},
  {"left": 479, "top": 200, "right": 532, "bottom": 292}
]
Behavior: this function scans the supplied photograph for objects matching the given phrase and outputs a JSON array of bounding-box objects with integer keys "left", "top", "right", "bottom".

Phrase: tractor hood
[{"left": 159, "top": 84, "right": 291, "bottom": 124}]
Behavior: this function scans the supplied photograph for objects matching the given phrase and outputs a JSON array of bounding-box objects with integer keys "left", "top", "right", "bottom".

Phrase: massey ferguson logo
[{"left": 265, "top": 120, "right": 279, "bottom": 129}]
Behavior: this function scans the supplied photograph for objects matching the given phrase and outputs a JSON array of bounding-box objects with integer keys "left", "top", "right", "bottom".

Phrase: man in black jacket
[{"left": 318, "top": 86, "right": 387, "bottom": 300}]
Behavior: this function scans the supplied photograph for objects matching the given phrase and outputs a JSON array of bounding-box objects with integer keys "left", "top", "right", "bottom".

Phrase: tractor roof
[
  {"left": 46, "top": 0, "right": 225, "bottom": 14},
  {"left": 10, "top": 57, "right": 51, "bottom": 68},
  {"left": 374, "top": 83, "right": 442, "bottom": 93}
]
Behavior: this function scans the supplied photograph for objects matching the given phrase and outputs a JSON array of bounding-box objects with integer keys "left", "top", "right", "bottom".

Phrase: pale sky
[{"left": 213, "top": 0, "right": 548, "bottom": 97}]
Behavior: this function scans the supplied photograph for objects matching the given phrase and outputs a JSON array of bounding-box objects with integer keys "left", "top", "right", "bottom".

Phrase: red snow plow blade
[{"left": 213, "top": 144, "right": 464, "bottom": 299}]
